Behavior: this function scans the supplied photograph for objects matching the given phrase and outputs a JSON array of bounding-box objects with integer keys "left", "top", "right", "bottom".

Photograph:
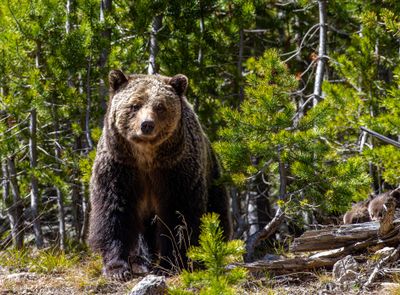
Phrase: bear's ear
[
  {"left": 109, "top": 70, "right": 128, "bottom": 91},
  {"left": 169, "top": 74, "right": 188, "bottom": 96}
]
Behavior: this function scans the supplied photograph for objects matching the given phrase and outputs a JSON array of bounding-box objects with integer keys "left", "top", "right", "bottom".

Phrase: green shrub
[{"left": 169, "top": 213, "right": 248, "bottom": 295}]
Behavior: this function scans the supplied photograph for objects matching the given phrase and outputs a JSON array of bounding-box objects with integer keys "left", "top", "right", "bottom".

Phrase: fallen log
[
  {"left": 290, "top": 222, "right": 379, "bottom": 252},
  {"left": 291, "top": 196, "right": 399, "bottom": 253},
  {"left": 239, "top": 196, "right": 400, "bottom": 276},
  {"left": 290, "top": 221, "right": 400, "bottom": 253},
  {"left": 239, "top": 256, "right": 338, "bottom": 274}
]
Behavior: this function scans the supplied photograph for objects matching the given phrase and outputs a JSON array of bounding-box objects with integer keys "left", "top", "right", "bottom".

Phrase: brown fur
[
  {"left": 368, "top": 188, "right": 400, "bottom": 221},
  {"left": 88, "top": 70, "right": 232, "bottom": 281},
  {"left": 343, "top": 200, "right": 370, "bottom": 224}
]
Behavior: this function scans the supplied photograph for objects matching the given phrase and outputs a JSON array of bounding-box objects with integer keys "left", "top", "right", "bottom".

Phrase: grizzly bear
[
  {"left": 368, "top": 188, "right": 400, "bottom": 221},
  {"left": 88, "top": 70, "right": 232, "bottom": 281},
  {"left": 343, "top": 200, "right": 371, "bottom": 224}
]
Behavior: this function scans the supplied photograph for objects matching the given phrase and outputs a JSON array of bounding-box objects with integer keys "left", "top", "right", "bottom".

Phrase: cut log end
[{"left": 378, "top": 196, "right": 396, "bottom": 237}]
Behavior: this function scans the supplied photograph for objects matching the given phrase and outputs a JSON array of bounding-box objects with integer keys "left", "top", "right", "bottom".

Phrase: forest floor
[
  {"left": 0, "top": 268, "right": 397, "bottom": 295},
  {"left": 0, "top": 250, "right": 399, "bottom": 294}
]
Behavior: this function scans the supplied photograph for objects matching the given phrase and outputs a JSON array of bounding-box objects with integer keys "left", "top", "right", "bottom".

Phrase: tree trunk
[
  {"left": 292, "top": 14, "right": 306, "bottom": 127},
  {"left": 1, "top": 161, "right": 10, "bottom": 247},
  {"left": 29, "top": 109, "right": 44, "bottom": 248},
  {"left": 53, "top": 108, "right": 66, "bottom": 250},
  {"left": 312, "top": 0, "right": 327, "bottom": 106},
  {"left": 232, "top": 187, "right": 247, "bottom": 239},
  {"left": 1, "top": 161, "right": 9, "bottom": 207},
  {"left": 85, "top": 58, "right": 94, "bottom": 150},
  {"left": 247, "top": 190, "right": 259, "bottom": 236},
  {"left": 70, "top": 136, "right": 83, "bottom": 242},
  {"left": 197, "top": 1, "right": 204, "bottom": 65},
  {"left": 71, "top": 181, "right": 81, "bottom": 241},
  {"left": 65, "top": 0, "right": 75, "bottom": 34},
  {"left": 193, "top": 1, "right": 205, "bottom": 112},
  {"left": 278, "top": 145, "right": 287, "bottom": 199},
  {"left": 7, "top": 157, "right": 24, "bottom": 249},
  {"left": 65, "top": 0, "right": 75, "bottom": 87},
  {"left": 80, "top": 182, "right": 90, "bottom": 243},
  {"left": 148, "top": 14, "right": 163, "bottom": 75},
  {"left": 245, "top": 208, "right": 285, "bottom": 262},
  {"left": 56, "top": 185, "right": 66, "bottom": 250},
  {"left": 99, "top": 0, "right": 112, "bottom": 122}
]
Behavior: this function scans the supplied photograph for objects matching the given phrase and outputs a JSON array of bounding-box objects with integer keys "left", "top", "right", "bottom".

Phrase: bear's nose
[{"left": 141, "top": 120, "right": 155, "bottom": 134}]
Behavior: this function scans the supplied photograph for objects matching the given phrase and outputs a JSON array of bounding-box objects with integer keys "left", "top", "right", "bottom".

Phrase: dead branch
[
  {"left": 360, "top": 126, "right": 400, "bottom": 148},
  {"left": 364, "top": 245, "right": 400, "bottom": 289},
  {"left": 245, "top": 208, "right": 285, "bottom": 262}
]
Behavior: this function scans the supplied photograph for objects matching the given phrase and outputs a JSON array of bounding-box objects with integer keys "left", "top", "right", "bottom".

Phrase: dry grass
[
  {"left": 0, "top": 249, "right": 397, "bottom": 295},
  {"left": 386, "top": 283, "right": 400, "bottom": 295},
  {"left": 0, "top": 249, "right": 139, "bottom": 295}
]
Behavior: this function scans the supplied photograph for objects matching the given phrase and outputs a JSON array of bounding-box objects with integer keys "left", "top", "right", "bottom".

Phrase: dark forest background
[{"left": 0, "top": 0, "right": 399, "bottom": 255}]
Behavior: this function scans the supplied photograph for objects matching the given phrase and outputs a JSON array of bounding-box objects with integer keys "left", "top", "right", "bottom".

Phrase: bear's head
[{"left": 107, "top": 70, "right": 188, "bottom": 146}]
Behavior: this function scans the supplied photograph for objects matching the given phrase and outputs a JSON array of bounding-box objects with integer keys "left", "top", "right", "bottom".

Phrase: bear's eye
[
  {"left": 155, "top": 103, "right": 166, "bottom": 113},
  {"left": 131, "top": 104, "right": 142, "bottom": 112}
]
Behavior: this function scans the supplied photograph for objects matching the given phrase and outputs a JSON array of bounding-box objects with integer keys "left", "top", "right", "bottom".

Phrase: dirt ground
[{"left": 0, "top": 265, "right": 398, "bottom": 295}]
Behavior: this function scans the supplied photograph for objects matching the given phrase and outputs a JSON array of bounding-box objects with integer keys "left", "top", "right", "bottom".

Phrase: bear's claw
[{"left": 104, "top": 262, "right": 133, "bottom": 282}]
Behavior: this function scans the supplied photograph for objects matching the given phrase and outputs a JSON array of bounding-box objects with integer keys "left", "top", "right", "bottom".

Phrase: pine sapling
[{"left": 169, "top": 213, "right": 247, "bottom": 295}]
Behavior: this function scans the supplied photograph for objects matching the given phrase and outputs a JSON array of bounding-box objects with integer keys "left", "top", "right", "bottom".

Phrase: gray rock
[
  {"left": 332, "top": 255, "right": 359, "bottom": 284},
  {"left": 263, "top": 253, "right": 284, "bottom": 261},
  {"left": 129, "top": 275, "right": 167, "bottom": 295},
  {"left": 4, "top": 272, "right": 38, "bottom": 280}
]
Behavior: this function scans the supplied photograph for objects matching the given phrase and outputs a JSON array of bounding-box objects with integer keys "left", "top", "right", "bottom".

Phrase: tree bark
[
  {"left": 99, "top": 0, "right": 112, "bottom": 120},
  {"left": 240, "top": 256, "right": 337, "bottom": 274},
  {"left": 85, "top": 57, "right": 94, "bottom": 150},
  {"left": 247, "top": 190, "right": 259, "bottom": 237},
  {"left": 278, "top": 145, "right": 287, "bottom": 199},
  {"left": 65, "top": 0, "right": 73, "bottom": 34},
  {"left": 7, "top": 157, "right": 24, "bottom": 249},
  {"left": 378, "top": 196, "right": 396, "bottom": 237},
  {"left": 245, "top": 208, "right": 285, "bottom": 262},
  {"left": 80, "top": 182, "right": 90, "bottom": 243},
  {"left": 29, "top": 109, "right": 44, "bottom": 248},
  {"left": 65, "top": 0, "right": 75, "bottom": 87},
  {"left": 52, "top": 107, "right": 66, "bottom": 251},
  {"left": 290, "top": 219, "right": 400, "bottom": 253},
  {"left": 1, "top": 161, "right": 10, "bottom": 247},
  {"left": 232, "top": 187, "right": 247, "bottom": 239},
  {"left": 312, "top": 0, "right": 327, "bottom": 106},
  {"left": 360, "top": 126, "right": 400, "bottom": 149},
  {"left": 197, "top": 1, "right": 204, "bottom": 65},
  {"left": 71, "top": 181, "right": 81, "bottom": 241},
  {"left": 148, "top": 14, "right": 163, "bottom": 75},
  {"left": 244, "top": 148, "right": 287, "bottom": 262}
]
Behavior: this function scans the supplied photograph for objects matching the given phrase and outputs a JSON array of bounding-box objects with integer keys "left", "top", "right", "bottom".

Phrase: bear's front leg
[
  {"left": 89, "top": 157, "right": 141, "bottom": 281},
  {"left": 102, "top": 240, "right": 133, "bottom": 281},
  {"left": 98, "top": 210, "right": 138, "bottom": 281},
  {"left": 156, "top": 178, "right": 207, "bottom": 273}
]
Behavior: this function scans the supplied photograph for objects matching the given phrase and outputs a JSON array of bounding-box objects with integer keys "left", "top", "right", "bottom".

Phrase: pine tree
[
  {"left": 216, "top": 49, "right": 370, "bottom": 218},
  {"left": 169, "top": 213, "right": 247, "bottom": 295}
]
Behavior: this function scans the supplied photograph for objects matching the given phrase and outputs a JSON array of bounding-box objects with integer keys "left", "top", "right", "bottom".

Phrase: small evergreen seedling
[{"left": 169, "top": 213, "right": 247, "bottom": 295}]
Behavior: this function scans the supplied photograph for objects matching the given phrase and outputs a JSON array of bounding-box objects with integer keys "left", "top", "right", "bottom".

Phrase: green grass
[
  {"left": 0, "top": 248, "right": 31, "bottom": 270},
  {"left": 0, "top": 248, "right": 126, "bottom": 294},
  {"left": 0, "top": 247, "right": 81, "bottom": 274},
  {"left": 30, "top": 249, "right": 80, "bottom": 274}
]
